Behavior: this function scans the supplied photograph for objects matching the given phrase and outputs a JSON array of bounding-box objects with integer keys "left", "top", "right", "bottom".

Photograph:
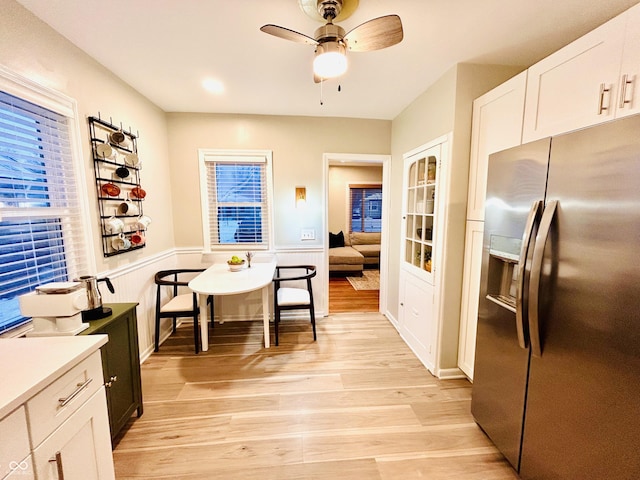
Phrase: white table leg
[
  {"left": 262, "top": 285, "right": 270, "bottom": 348},
  {"left": 199, "top": 293, "right": 209, "bottom": 352}
]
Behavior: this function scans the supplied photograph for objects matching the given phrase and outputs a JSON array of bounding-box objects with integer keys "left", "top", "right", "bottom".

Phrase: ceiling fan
[{"left": 260, "top": 0, "right": 403, "bottom": 83}]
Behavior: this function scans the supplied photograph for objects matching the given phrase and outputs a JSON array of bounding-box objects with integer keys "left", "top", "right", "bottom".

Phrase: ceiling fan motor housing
[{"left": 314, "top": 23, "right": 346, "bottom": 43}]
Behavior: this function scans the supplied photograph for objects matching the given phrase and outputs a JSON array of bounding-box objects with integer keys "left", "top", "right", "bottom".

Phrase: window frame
[
  {"left": 197, "top": 149, "right": 274, "bottom": 252},
  {"left": 348, "top": 183, "right": 383, "bottom": 233},
  {"left": 0, "top": 65, "right": 94, "bottom": 338}
]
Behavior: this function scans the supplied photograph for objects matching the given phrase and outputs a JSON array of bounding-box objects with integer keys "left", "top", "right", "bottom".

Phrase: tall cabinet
[
  {"left": 398, "top": 134, "right": 449, "bottom": 375},
  {"left": 458, "top": 72, "right": 526, "bottom": 380}
]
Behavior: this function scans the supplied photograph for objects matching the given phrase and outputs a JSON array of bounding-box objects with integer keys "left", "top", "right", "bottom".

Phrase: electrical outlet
[{"left": 301, "top": 229, "right": 315, "bottom": 240}]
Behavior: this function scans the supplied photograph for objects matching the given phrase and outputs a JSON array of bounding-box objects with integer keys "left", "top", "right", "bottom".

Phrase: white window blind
[
  {"left": 349, "top": 184, "right": 382, "bottom": 233},
  {"left": 199, "top": 150, "right": 273, "bottom": 251},
  {"left": 0, "top": 90, "right": 87, "bottom": 334}
]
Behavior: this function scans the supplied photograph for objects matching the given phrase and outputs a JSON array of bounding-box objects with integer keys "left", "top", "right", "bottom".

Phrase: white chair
[{"left": 272, "top": 265, "right": 317, "bottom": 346}]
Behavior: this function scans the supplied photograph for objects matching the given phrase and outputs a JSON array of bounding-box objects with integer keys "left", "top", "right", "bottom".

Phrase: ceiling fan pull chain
[{"left": 320, "top": 78, "right": 324, "bottom": 105}]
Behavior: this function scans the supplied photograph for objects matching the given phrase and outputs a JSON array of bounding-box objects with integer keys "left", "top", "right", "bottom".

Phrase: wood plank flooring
[
  {"left": 329, "top": 274, "right": 379, "bottom": 313},
  {"left": 112, "top": 314, "right": 518, "bottom": 479}
]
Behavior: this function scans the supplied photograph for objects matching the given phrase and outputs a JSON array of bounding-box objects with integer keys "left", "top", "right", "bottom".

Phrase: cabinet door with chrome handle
[{"left": 33, "top": 388, "right": 115, "bottom": 480}]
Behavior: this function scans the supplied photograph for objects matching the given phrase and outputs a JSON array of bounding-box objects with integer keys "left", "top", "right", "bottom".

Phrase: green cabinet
[{"left": 81, "top": 303, "right": 143, "bottom": 443}]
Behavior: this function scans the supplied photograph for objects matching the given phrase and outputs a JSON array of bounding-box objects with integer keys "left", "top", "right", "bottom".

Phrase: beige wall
[
  {"left": 165, "top": 113, "right": 390, "bottom": 249},
  {"left": 389, "top": 63, "right": 523, "bottom": 373},
  {"left": 1, "top": 0, "right": 175, "bottom": 275},
  {"left": 328, "top": 165, "right": 383, "bottom": 235}
]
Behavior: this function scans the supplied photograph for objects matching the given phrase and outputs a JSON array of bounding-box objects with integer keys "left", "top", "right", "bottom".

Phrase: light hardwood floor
[
  {"left": 329, "top": 274, "right": 379, "bottom": 313},
  {"left": 112, "top": 314, "right": 518, "bottom": 479}
]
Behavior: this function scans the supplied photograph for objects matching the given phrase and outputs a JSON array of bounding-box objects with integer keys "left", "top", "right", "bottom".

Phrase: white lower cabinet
[
  {"left": 0, "top": 340, "right": 114, "bottom": 480},
  {"left": 0, "top": 406, "right": 32, "bottom": 480},
  {"left": 457, "top": 220, "right": 485, "bottom": 380},
  {"left": 399, "top": 270, "right": 435, "bottom": 371},
  {"left": 32, "top": 387, "right": 113, "bottom": 480}
]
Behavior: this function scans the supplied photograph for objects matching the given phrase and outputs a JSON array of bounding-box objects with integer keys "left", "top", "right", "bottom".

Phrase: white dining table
[{"left": 188, "top": 261, "right": 277, "bottom": 351}]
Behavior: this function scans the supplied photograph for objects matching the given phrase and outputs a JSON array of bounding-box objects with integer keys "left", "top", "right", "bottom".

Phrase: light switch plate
[{"left": 301, "top": 229, "right": 315, "bottom": 240}]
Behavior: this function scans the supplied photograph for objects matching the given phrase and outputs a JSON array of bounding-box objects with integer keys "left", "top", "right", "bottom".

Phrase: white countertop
[{"left": 0, "top": 335, "right": 108, "bottom": 419}]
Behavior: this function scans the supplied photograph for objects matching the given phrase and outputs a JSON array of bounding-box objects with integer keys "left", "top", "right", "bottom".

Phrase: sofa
[{"left": 329, "top": 231, "right": 381, "bottom": 276}]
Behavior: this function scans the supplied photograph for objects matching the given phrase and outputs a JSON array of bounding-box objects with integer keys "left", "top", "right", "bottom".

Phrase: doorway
[{"left": 323, "top": 153, "right": 391, "bottom": 315}]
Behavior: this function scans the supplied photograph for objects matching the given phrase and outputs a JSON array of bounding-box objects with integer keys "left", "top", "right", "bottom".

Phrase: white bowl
[{"left": 228, "top": 261, "right": 245, "bottom": 272}]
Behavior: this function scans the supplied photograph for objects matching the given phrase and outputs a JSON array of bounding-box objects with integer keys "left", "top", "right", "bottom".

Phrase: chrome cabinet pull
[
  {"left": 619, "top": 74, "right": 633, "bottom": 108},
  {"left": 528, "top": 200, "right": 558, "bottom": 358},
  {"left": 48, "top": 451, "right": 65, "bottom": 480},
  {"left": 515, "top": 200, "right": 543, "bottom": 349},
  {"left": 597, "top": 83, "right": 611, "bottom": 115},
  {"left": 57, "top": 378, "right": 92, "bottom": 407}
]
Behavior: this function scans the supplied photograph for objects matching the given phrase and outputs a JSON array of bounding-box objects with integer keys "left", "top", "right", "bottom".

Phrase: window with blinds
[
  {"left": 0, "top": 90, "right": 87, "bottom": 335},
  {"left": 350, "top": 184, "right": 382, "bottom": 233},
  {"left": 198, "top": 150, "right": 273, "bottom": 251}
]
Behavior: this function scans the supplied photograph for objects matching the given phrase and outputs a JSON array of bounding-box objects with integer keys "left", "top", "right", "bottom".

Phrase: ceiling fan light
[{"left": 313, "top": 42, "right": 347, "bottom": 78}]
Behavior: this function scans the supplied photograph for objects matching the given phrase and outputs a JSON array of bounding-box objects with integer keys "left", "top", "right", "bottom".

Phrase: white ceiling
[{"left": 15, "top": 0, "right": 640, "bottom": 120}]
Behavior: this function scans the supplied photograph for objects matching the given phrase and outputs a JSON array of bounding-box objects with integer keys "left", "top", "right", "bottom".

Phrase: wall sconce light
[{"left": 295, "top": 186, "right": 307, "bottom": 208}]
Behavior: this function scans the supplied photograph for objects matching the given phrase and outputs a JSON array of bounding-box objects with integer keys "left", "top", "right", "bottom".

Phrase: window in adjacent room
[
  {"left": 198, "top": 149, "right": 273, "bottom": 251},
  {"left": 349, "top": 184, "right": 382, "bottom": 233},
  {"left": 0, "top": 70, "right": 90, "bottom": 336}
]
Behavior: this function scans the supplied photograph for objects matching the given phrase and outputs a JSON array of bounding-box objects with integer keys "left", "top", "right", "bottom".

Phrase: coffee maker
[
  {"left": 19, "top": 282, "right": 89, "bottom": 336},
  {"left": 74, "top": 275, "right": 115, "bottom": 321}
]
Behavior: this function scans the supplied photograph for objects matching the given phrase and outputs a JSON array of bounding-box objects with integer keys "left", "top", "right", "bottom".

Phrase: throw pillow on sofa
[{"left": 329, "top": 231, "right": 345, "bottom": 248}]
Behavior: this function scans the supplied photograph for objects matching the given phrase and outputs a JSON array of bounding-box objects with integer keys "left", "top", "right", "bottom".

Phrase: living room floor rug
[{"left": 347, "top": 269, "right": 380, "bottom": 291}]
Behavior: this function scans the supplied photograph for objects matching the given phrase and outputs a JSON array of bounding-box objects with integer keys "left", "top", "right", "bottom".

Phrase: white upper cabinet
[
  {"left": 618, "top": 4, "right": 640, "bottom": 119},
  {"left": 522, "top": 4, "right": 640, "bottom": 142},
  {"left": 467, "top": 71, "right": 527, "bottom": 221}
]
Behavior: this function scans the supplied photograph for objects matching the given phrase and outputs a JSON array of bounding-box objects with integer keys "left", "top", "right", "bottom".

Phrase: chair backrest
[
  {"left": 155, "top": 269, "right": 205, "bottom": 297},
  {"left": 273, "top": 265, "right": 316, "bottom": 295}
]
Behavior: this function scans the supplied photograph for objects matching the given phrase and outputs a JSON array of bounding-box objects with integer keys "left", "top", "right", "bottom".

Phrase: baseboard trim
[{"left": 436, "top": 367, "right": 467, "bottom": 380}]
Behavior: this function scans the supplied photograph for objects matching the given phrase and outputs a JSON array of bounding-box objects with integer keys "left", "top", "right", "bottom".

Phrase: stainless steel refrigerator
[{"left": 471, "top": 114, "right": 640, "bottom": 479}]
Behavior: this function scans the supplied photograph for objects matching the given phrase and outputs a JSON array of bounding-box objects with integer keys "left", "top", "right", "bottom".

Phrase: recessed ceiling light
[{"left": 202, "top": 78, "right": 224, "bottom": 94}]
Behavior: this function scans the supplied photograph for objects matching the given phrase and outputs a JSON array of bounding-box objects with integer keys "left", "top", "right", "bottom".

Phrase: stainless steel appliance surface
[{"left": 471, "top": 114, "right": 640, "bottom": 479}]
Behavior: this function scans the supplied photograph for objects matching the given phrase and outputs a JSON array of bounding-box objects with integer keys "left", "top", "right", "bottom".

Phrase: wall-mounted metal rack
[{"left": 88, "top": 115, "right": 147, "bottom": 257}]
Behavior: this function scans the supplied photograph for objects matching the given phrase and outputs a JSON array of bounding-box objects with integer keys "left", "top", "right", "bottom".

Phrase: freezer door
[
  {"left": 471, "top": 138, "right": 550, "bottom": 470},
  {"left": 521, "top": 115, "right": 640, "bottom": 479}
]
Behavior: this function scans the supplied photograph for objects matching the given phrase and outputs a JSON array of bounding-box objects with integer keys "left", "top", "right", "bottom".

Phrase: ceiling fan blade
[
  {"left": 260, "top": 24, "right": 318, "bottom": 45},
  {"left": 344, "top": 14, "right": 403, "bottom": 52}
]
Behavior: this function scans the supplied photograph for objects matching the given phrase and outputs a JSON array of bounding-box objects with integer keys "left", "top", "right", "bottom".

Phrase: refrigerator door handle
[
  {"left": 515, "top": 200, "right": 543, "bottom": 348},
  {"left": 528, "top": 200, "right": 558, "bottom": 358}
]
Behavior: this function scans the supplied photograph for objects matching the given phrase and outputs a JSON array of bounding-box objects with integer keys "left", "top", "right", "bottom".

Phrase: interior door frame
[{"left": 323, "top": 153, "right": 391, "bottom": 315}]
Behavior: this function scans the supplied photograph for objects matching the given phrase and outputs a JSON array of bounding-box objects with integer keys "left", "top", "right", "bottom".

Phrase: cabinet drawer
[
  {"left": 26, "top": 351, "right": 103, "bottom": 447},
  {"left": 0, "top": 406, "right": 30, "bottom": 479}
]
